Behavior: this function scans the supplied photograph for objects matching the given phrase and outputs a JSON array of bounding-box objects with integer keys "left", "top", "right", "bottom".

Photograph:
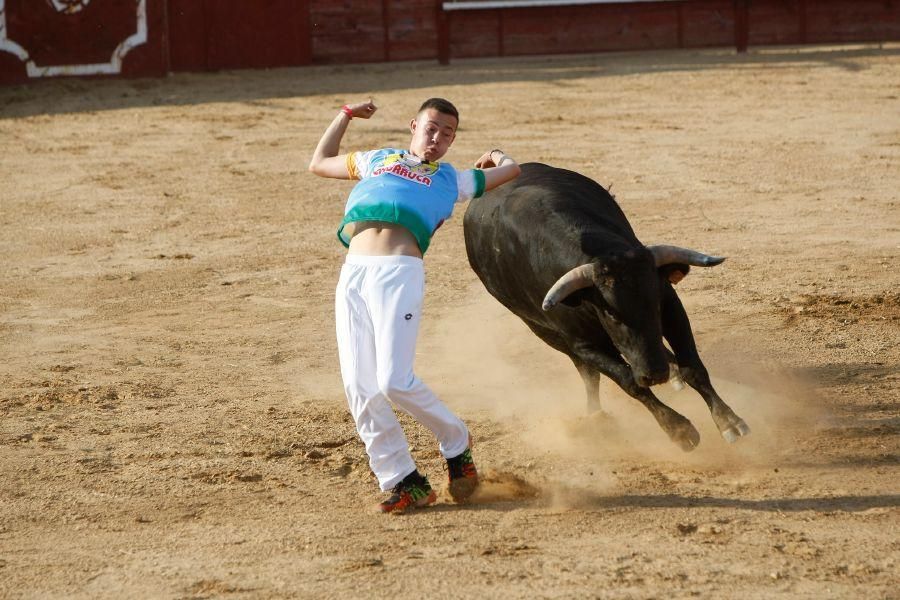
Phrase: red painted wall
[
  {"left": 747, "top": 0, "right": 805, "bottom": 45},
  {"left": 310, "top": 0, "right": 386, "bottom": 63},
  {"left": 681, "top": 0, "right": 736, "bottom": 47},
  {"left": 1, "top": 0, "right": 899, "bottom": 85},
  {"left": 1, "top": 0, "right": 168, "bottom": 84},
  {"left": 805, "top": 0, "right": 900, "bottom": 44},
  {"left": 168, "top": 0, "right": 311, "bottom": 71}
]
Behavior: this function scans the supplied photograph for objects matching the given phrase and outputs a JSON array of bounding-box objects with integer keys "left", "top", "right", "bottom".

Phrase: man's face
[{"left": 409, "top": 108, "right": 457, "bottom": 162}]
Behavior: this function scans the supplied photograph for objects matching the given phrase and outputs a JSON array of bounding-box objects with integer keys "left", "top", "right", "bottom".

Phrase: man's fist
[
  {"left": 474, "top": 150, "right": 497, "bottom": 169},
  {"left": 347, "top": 100, "right": 377, "bottom": 119}
]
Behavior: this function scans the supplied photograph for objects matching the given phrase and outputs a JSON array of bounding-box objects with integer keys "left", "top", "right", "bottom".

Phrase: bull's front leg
[
  {"left": 660, "top": 284, "right": 751, "bottom": 443},
  {"left": 572, "top": 345, "right": 700, "bottom": 452}
]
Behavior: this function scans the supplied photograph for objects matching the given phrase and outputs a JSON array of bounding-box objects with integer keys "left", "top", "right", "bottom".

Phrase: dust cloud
[{"left": 418, "top": 283, "right": 827, "bottom": 493}]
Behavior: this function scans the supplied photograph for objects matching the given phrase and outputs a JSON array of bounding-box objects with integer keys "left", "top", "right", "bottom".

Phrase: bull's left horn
[
  {"left": 647, "top": 245, "right": 726, "bottom": 268},
  {"left": 542, "top": 264, "right": 596, "bottom": 311}
]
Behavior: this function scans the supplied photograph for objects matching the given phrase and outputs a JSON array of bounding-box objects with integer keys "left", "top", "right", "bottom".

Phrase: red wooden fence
[{"left": 1, "top": 0, "right": 898, "bottom": 85}]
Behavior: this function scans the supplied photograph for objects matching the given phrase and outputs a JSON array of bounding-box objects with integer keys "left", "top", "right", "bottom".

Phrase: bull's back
[
  {"left": 466, "top": 163, "right": 635, "bottom": 246},
  {"left": 463, "top": 163, "right": 637, "bottom": 315}
]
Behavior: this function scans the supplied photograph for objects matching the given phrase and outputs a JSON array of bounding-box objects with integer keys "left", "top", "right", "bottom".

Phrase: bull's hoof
[
  {"left": 668, "top": 419, "right": 700, "bottom": 452},
  {"left": 720, "top": 419, "right": 751, "bottom": 443}
]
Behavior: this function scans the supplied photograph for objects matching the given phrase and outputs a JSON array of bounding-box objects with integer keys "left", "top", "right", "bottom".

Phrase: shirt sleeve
[
  {"left": 456, "top": 169, "right": 486, "bottom": 203},
  {"left": 347, "top": 150, "right": 378, "bottom": 180}
]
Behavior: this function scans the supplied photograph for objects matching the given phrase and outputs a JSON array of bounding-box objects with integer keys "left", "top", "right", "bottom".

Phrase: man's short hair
[{"left": 418, "top": 98, "right": 459, "bottom": 125}]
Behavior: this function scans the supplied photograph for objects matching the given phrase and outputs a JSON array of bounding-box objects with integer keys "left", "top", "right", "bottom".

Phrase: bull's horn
[
  {"left": 647, "top": 245, "right": 726, "bottom": 268},
  {"left": 542, "top": 264, "right": 597, "bottom": 311}
]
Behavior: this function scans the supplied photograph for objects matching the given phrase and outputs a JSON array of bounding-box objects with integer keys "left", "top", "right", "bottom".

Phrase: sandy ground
[{"left": 1, "top": 44, "right": 899, "bottom": 599}]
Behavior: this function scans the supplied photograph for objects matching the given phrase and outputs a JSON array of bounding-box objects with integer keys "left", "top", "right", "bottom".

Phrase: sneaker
[
  {"left": 446, "top": 447, "right": 479, "bottom": 502},
  {"left": 378, "top": 470, "right": 437, "bottom": 514}
]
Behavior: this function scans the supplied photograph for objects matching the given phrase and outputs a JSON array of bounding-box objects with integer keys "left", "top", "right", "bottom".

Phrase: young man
[{"left": 309, "top": 98, "right": 520, "bottom": 512}]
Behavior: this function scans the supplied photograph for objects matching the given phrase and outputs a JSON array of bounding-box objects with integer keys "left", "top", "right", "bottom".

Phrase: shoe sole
[
  {"left": 379, "top": 489, "right": 437, "bottom": 514},
  {"left": 448, "top": 476, "right": 479, "bottom": 503},
  {"left": 416, "top": 489, "right": 438, "bottom": 508}
]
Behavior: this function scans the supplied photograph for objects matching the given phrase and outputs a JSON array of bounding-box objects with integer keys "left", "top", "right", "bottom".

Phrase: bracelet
[{"left": 340, "top": 105, "right": 353, "bottom": 119}]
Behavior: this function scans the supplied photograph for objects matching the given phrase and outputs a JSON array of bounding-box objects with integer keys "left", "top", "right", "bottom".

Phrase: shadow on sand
[
  {"left": 577, "top": 492, "right": 900, "bottom": 513},
  {"left": 399, "top": 491, "right": 898, "bottom": 516},
  {"left": 2, "top": 44, "right": 898, "bottom": 119}
]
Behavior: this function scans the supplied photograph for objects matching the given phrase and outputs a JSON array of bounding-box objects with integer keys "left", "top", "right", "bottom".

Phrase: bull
[{"left": 463, "top": 162, "right": 750, "bottom": 451}]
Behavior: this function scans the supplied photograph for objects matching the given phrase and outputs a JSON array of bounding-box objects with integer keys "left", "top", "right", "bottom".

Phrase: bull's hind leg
[
  {"left": 660, "top": 285, "right": 751, "bottom": 443},
  {"left": 522, "top": 319, "right": 605, "bottom": 413},
  {"left": 570, "top": 358, "right": 602, "bottom": 413},
  {"left": 574, "top": 346, "right": 700, "bottom": 452},
  {"left": 663, "top": 347, "right": 685, "bottom": 391}
]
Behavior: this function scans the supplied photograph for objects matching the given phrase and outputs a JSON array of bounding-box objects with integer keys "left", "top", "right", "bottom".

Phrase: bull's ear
[{"left": 658, "top": 263, "right": 691, "bottom": 285}]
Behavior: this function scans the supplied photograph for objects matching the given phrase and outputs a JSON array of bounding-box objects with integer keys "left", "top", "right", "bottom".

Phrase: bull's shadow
[
  {"left": 402, "top": 491, "right": 898, "bottom": 515},
  {"left": 561, "top": 492, "right": 900, "bottom": 513}
]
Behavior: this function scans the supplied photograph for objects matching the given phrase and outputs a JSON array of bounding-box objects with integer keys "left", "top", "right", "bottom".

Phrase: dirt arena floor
[{"left": 1, "top": 44, "right": 899, "bottom": 599}]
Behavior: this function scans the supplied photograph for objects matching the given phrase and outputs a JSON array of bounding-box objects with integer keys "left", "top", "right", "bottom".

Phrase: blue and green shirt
[{"left": 338, "top": 148, "right": 486, "bottom": 254}]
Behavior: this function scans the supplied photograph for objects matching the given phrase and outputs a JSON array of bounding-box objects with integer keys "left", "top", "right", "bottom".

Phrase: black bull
[{"left": 463, "top": 163, "right": 750, "bottom": 451}]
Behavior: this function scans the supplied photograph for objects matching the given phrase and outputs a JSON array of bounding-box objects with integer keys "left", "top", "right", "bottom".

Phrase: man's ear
[{"left": 409, "top": 118, "right": 417, "bottom": 134}]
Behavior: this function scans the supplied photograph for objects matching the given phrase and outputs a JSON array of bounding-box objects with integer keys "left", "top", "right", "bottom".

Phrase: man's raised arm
[{"left": 308, "top": 100, "right": 377, "bottom": 179}]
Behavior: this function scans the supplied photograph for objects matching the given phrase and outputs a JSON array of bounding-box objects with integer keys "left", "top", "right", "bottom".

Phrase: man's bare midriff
[{"left": 347, "top": 221, "right": 423, "bottom": 257}]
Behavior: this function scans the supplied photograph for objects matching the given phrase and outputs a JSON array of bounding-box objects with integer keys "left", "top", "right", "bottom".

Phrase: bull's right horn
[
  {"left": 542, "top": 264, "right": 597, "bottom": 311},
  {"left": 647, "top": 244, "right": 726, "bottom": 268}
]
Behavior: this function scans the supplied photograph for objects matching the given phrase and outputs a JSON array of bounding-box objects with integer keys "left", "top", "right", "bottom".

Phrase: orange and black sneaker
[
  {"left": 378, "top": 470, "right": 437, "bottom": 514},
  {"left": 447, "top": 447, "right": 479, "bottom": 502}
]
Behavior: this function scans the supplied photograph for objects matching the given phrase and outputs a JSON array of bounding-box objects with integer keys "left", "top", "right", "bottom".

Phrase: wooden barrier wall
[{"left": 1, "top": 0, "right": 899, "bottom": 84}]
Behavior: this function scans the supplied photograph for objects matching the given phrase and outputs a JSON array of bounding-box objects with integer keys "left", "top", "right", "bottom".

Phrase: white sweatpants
[{"left": 335, "top": 254, "right": 469, "bottom": 491}]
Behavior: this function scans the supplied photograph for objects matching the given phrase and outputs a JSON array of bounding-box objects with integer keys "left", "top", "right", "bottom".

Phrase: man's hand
[
  {"left": 346, "top": 100, "right": 377, "bottom": 119},
  {"left": 474, "top": 150, "right": 498, "bottom": 169},
  {"left": 474, "top": 149, "right": 521, "bottom": 192}
]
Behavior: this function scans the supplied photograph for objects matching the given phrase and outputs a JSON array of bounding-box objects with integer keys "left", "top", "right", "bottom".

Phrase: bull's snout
[{"left": 636, "top": 369, "right": 669, "bottom": 388}]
